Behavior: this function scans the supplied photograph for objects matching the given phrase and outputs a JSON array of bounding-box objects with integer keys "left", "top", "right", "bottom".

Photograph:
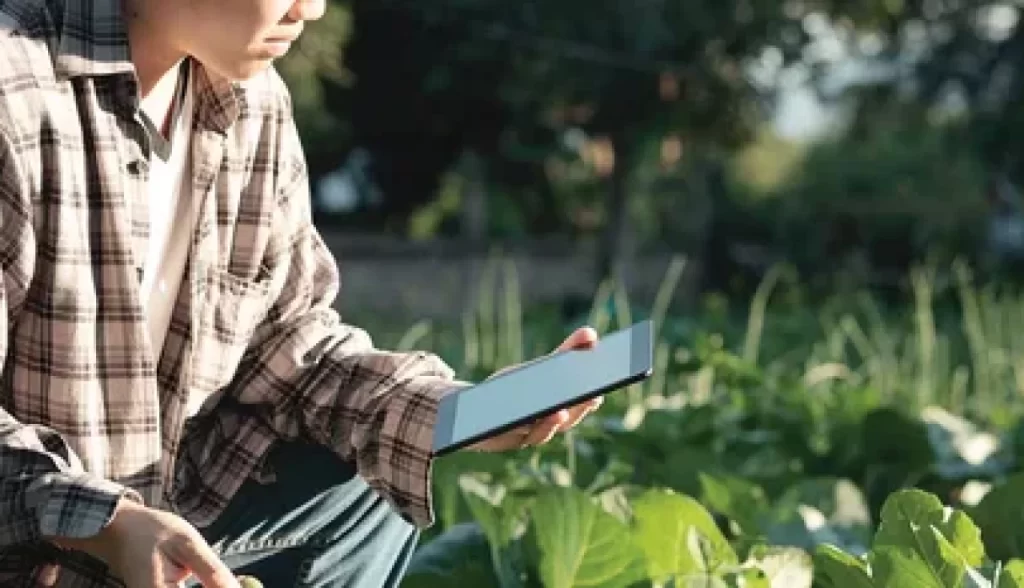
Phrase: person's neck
[{"left": 123, "top": 0, "right": 185, "bottom": 135}]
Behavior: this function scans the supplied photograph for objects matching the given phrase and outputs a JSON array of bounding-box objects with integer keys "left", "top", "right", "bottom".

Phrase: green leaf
[
  {"left": 743, "top": 546, "right": 813, "bottom": 588},
  {"left": 869, "top": 546, "right": 946, "bottom": 588},
  {"left": 527, "top": 486, "right": 646, "bottom": 588},
  {"left": 996, "top": 560, "right": 1024, "bottom": 588},
  {"left": 971, "top": 473, "right": 1024, "bottom": 561},
  {"left": 594, "top": 484, "right": 640, "bottom": 524},
  {"left": 460, "top": 475, "right": 520, "bottom": 548},
  {"left": 461, "top": 478, "right": 526, "bottom": 588},
  {"left": 403, "top": 523, "right": 502, "bottom": 588},
  {"left": 430, "top": 452, "right": 509, "bottom": 530},
  {"left": 632, "top": 488, "right": 738, "bottom": 584},
  {"left": 812, "top": 544, "right": 873, "bottom": 588},
  {"left": 698, "top": 473, "right": 769, "bottom": 534},
  {"left": 930, "top": 525, "right": 980, "bottom": 587},
  {"left": 874, "top": 489, "right": 985, "bottom": 571}
]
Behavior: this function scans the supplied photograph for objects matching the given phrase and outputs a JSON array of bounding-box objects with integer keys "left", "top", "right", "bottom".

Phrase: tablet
[{"left": 432, "top": 319, "right": 654, "bottom": 455}]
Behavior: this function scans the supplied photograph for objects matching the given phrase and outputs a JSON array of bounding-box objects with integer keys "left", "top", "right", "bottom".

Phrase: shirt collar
[
  {"left": 48, "top": 0, "right": 242, "bottom": 134},
  {"left": 192, "top": 64, "right": 243, "bottom": 135},
  {"left": 50, "top": 0, "right": 135, "bottom": 79}
]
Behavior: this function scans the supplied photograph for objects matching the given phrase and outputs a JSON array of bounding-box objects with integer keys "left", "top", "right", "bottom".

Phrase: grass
[{"left": 371, "top": 254, "right": 1024, "bottom": 433}]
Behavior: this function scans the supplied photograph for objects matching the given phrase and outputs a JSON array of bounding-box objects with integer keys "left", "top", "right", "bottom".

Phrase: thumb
[{"left": 556, "top": 326, "right": 599, "bottom": 352}]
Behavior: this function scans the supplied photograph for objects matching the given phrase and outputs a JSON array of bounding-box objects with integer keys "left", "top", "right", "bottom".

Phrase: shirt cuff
[
  {"left": 382, "top": 378, "right": 470, "bottom": 529},
  {"left": 26, "top": 472, "right": 143, "bottom": 540}
]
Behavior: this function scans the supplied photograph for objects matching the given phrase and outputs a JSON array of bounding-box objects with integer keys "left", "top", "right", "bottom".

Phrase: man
[{"left": 0, "top": 0, "right": 604, "bottom": 586}]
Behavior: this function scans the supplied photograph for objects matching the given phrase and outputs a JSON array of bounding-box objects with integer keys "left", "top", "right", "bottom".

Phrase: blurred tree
[
  {"left": 771, "top": 91, "right": 987, "bottom": 285},
  {"left": 791, "top": 0, "right": 1024, "bottom": 178},
  {"left": 275, "top": 0, "right": 1024, "bottom": 289},
  {"left": 764, "top": 0, "right": 1024, "bottom": 279},
  {"left": 328, "top": 0, "right": 811, "bottom": 284},
  {"left": 326, "top": 0, "right": 513, "bottom": 233}
]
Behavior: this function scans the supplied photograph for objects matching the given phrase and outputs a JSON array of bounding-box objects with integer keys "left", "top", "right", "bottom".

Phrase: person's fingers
[
  {"left": 558, "top": 403, "right": 590, "bottom": 431},
  {"left": 556, "top": 326, "right": 599, "bottom": 352},
  {"left": 557, "top": 399, "right": 602, "bottom": 430},
  {"left": 168, "top": 535, "right": 239, "bottom": 588},
  {"left": 523, "top": 410, "right": 567, "bottom": 446}
]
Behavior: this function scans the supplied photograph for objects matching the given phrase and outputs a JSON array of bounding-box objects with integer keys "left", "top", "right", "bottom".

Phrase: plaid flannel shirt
[{"left": 0, "top": 0, "right": 463, "bottom": 584}]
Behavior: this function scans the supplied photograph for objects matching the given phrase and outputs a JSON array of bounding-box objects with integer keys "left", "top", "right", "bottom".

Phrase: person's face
[{"left": 174, "top": 0, "right": 326, "bottom": 80}]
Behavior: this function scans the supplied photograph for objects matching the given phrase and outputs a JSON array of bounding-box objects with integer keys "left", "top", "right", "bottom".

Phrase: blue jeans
[{"left": 190, "top": 441, "right": 421, "bottom": 588}]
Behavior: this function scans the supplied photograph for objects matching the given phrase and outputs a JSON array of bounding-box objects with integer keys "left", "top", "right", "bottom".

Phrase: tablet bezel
[{"left": 431, "top": 319, "right": 654, "bottom": 456}]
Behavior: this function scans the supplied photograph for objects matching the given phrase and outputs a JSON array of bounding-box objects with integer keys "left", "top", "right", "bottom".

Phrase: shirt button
[{"left": 127, "top": 160, "right": 148, "bottom": 175}]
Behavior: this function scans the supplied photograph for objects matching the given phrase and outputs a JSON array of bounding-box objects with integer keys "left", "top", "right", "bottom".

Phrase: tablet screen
[{"left": 432, "top": 320, "right": 653, "bottom": 455}]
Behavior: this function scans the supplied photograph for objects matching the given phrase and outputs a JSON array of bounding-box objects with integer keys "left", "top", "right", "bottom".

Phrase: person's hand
[
  {"left": 469, "top": 326, "right": 604, "bottom": 452},
  {"left": 48, "top": 498, "right": 240, "bottom": 588}
]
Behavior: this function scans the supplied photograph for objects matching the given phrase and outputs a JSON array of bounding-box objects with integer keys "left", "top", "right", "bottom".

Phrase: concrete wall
[{"left": 318, "top": 231, "right": 697, "bottom": 321}]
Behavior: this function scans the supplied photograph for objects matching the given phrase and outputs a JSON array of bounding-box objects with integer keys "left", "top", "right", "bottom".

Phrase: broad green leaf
[
  {"left": 528, "top": 486, "right": 646, "bottom": 588},
  {"left": 929, "top": 525, "right": 978, "bottom": 587},
  {"left": 996, "top": 560, "right": 1024, "bottom": 588},
  {"left": 430, "top": 452, "right": 509, "bottom": 530},
  {"left": 812, "top": 544, "right": 873, "bottom": 588},
  {"left": 870, "top": 546, "right": 946, "bottom": 588},
  {"left": 461, "top": 479, "right": 526, "bottom": 588},
  {"left": 460, "top": 475, "right": 519, "bottom": 549},
  {"left": 633, "top": 488, "right": 738, "bottom": 583},
  {"left": 939, "top": 510, "right": 985, "bottom": 567},
  {"left": 462, "top": 490, "right": 513, "bottom": 548},
  {"left": 594, "top": 484, "right": 639, "bottom": 524},
  {"left": 972, "top": 474, "right": 1024, "bottom": 561},
  {"left": 743, "top": 546, "right": 813, "bottom": 588},
  {"left": 874, "top": 489, "right": 985, "bottom": 569},
  {"left": 687, "top": 527, "right": 726, "bottom": 574},
  {"left": 961, "top": 564, "right": 991, "bottom": 588},
  {"left": 698, "top": 473, "right": 769, "bottom": 534},
  {"left": 402, "top": 523, "right": 501, "bottom": 588}
]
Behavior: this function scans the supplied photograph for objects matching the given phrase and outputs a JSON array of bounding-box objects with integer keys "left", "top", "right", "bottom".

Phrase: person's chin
[{"left": 213, "top": 58, "right": 275, "bottom": 82}]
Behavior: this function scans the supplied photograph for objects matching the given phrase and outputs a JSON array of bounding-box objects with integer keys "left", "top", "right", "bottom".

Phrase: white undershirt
[{"left": 139, "top": 65, "right": 195, "bottom": 392}]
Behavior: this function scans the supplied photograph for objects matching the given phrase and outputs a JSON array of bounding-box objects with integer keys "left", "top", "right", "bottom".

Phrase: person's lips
[{"left": 262, "top": 37, "right": 295, "bottom": 57}]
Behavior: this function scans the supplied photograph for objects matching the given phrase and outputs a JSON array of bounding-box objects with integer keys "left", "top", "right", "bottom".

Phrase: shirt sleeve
[
  {"left": 222, "top": 106, "right": 470, "bottom": 529},
  {"left": 0, "top": 128, "right": 142, "bottom": 548}
]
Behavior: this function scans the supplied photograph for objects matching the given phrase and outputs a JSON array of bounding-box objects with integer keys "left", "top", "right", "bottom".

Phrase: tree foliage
[{"left": 277, "top": 0, "right": 1024, "bottom": 285}]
